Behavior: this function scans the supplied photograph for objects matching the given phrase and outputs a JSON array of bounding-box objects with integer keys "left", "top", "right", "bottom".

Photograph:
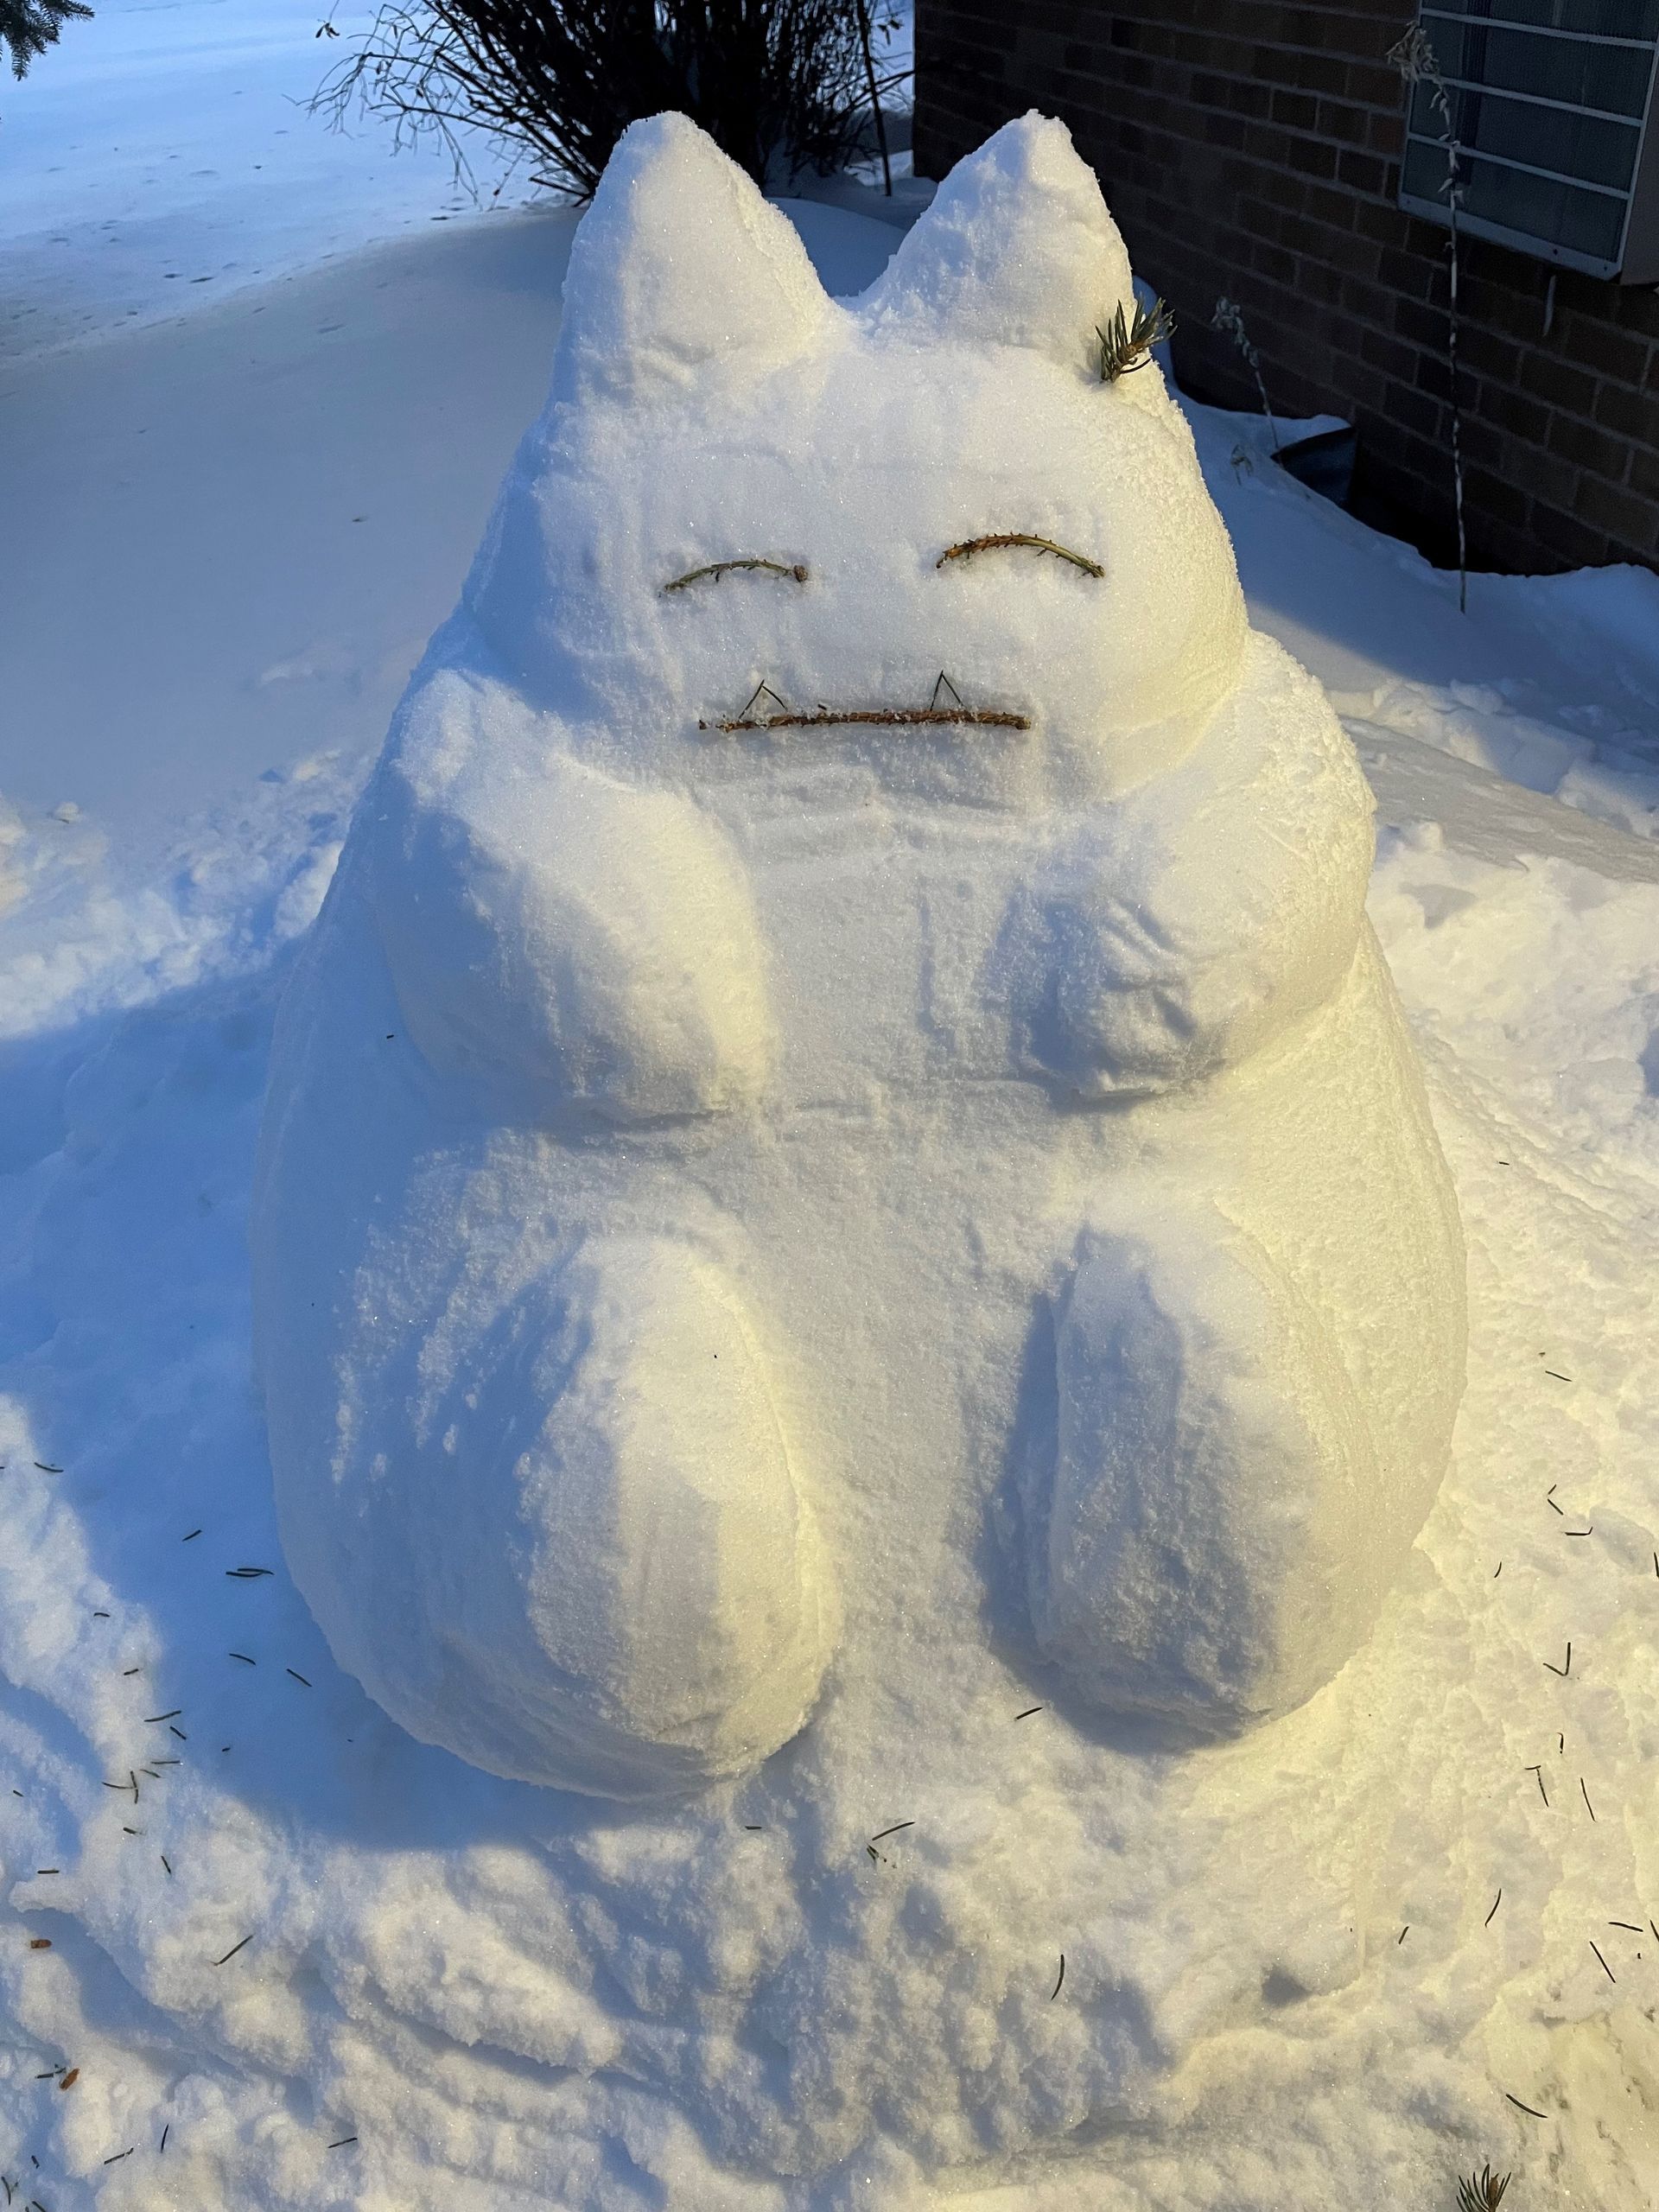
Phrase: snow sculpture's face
[{"left": 465, "top": 115, "right": 1248, "bottom": 805}]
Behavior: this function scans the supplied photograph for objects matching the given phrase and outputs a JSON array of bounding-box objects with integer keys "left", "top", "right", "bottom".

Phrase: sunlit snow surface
[
  {"left": 0, "top": 0, "right": 524, "bottom": 358},
  {"left": 4, "top": 98, "right": 1659, "bottom": 2212}
]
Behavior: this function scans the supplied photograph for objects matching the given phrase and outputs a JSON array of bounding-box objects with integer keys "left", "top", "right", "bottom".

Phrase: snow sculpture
[{"left": 252, "top": 111, "right": 1465, "bottom": 1797}]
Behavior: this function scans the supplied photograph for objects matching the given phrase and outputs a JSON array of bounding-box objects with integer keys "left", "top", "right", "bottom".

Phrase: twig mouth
[
  {"left": 701, "top": 673, "right": 1028, "bottom": 734},
  {"left": 701, "top": 706, "right": 1031, "bottom": 733}
]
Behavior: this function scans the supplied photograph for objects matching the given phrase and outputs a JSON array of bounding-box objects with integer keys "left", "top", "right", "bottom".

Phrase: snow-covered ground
[
  {"left": 5, "top": 30, "right": 1659, "bottom": 2209},
  {"left": 0, "top": 0, "right": 528, "bottom": 359},
  {"left": 0, "top": 0, "right": 917, "bottom": 359}
]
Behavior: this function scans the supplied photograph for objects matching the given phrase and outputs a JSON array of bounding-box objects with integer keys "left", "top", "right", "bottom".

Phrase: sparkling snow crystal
[{"left": 253, "top": 112, "right": 1465, "bottom": 1807}]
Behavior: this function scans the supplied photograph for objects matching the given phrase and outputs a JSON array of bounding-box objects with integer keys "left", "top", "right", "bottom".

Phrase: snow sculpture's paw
[
  {"left": 1045, "top": 904, "right": 1271, "bottom": 1096},
  {"left": 1025, "top": 1206, "right": 1379, "bottom": 1732},
  {"left": 1020, "top": 900, "right": 1232, "bottom": 1097},
  {"left": 373, "top": 682, "right": 774, "bottom": 1127},
  {"left": 410, "top": 1236, "right": 835, "bottom": 1798},
  {"left": 999, "top": 644, "right": 1376, "bottom": 1098}
]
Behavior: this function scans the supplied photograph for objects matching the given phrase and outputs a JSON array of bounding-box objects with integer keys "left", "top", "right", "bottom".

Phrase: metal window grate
[{"left": 1400, "top": 0, "right": 1659, "bottom": 277}]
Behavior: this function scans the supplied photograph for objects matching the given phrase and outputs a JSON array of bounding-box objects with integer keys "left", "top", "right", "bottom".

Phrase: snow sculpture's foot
[
  {"left": 1026, "top": 1205, "right": 1379, "bottom": 1734},
  {"left": 429, "top": 1235, "right": 834, "bottom": 1798}
]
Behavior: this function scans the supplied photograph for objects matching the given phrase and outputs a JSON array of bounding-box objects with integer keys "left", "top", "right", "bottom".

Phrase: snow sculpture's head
[{"left": 465, "top": 111, "right": 1247, "bottom": 803}]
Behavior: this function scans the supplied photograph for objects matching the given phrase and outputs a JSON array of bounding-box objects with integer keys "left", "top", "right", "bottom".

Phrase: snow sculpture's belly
[
  {"left": 257, "top": 767, "right": 1462, "bottom": 1796},
  {"left": 724, "top": 774, "right": 1036, "bottom": 1100}
]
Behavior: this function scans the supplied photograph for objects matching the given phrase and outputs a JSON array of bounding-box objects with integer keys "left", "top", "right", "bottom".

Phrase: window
[{"left": 1398, "top": 0, "right": 1659, "bottom": 279}]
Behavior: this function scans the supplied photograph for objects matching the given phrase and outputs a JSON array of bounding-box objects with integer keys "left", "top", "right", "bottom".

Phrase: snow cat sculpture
[{"left": 252, "top": 111, "right": 1466, "bottom": 1799}]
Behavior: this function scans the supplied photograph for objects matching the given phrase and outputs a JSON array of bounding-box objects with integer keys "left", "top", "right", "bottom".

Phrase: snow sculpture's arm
[
  {"left": 369, "top": 664, "right": 773, "bottom": 1123},
  {"left": 1010, "top": 637, "right": 1374, "bottom": 1096}
]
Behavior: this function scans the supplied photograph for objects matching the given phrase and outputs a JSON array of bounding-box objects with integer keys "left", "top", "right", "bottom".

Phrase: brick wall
[{"left": 912, "top": 0, "right": 1659, "bottom": 575}]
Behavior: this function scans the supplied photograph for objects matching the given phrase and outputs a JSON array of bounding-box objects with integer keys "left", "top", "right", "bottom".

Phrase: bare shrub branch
[{"left": 312, "top": 0, "right": 895, "bottom": 200}]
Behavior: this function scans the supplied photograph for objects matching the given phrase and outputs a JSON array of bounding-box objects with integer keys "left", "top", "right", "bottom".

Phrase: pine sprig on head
[
  {"left": 1456, "top": 2164, "right": 1511, "bottom": 2212},
  {"left": 1096, "top": 296, "right": 1175, "bottom": 383}
]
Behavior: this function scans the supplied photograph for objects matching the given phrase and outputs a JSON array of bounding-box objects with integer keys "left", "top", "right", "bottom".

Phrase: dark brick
[
  {"left": 1460, "top": 467, "right": 1530, "bottom": 531},
  {"left": 1510, "top": 444, "right": 1583, "bottom": 515},
  {"left": 1458, "top": 326, "right": 1521, "bottom": 386},
  {"left": 1594, "top": 379, "right": 1659, "bottom": 445},
  {"left": 1388, "top": 385, "right": 1446, "bottom": 442},
  {"left": 1627, "top": 444, "right": 1659, "bottom": 505},
  {"left": 1530, "top": 501, "right": 1624, "bottom": 570},
  {"left": 1609, "top": 286, "right": 1659, "bottom": 341},
  {"left": 1346, "top": 59, "right": 1405, "bottom": 110},
  {"left": 1351, "top": 196, "right": 1406, "bottom": 248},
  {"left": 1302, "top": 181, "right": 1360, "bottom": 233},
  {"left": 1251, "top": 238, "right": 1300, "bottom": 286},
  {"left": 1313, "top": 97, "right": 1372, "bottom": 146},
  {"left": 1252, "top": 162, "right": 1307, "bottom": 213},
  {"left": 1335, "top": 148, "right": 1387, "bottom": 197},
  {"left": 1558, "top": 314, "right": 1652, "bottom": 388},
  {"left": 1359, "top": 327, "right": 1417, "bottom": 381},
  {"left": 1338, "top": 263, "right": 1385, "bottom": 312},
  {"left": 1394, "top": 297, "right": 1450, "bottom": 353},
  {"left": 1222, "top": 73, "right": 1275, "bottom": 118},
  {"left": 1517, "top": 351, "right": 1599, "bottom": 416},
  {"left": 1342, "top": 358, "right": 1389, "bottom": 412},
  {"left": 1285, "top": 134, "right": 1339, "bottom": 180},
  {"left": 1376, "top": 246, "right": 1433, "bottom": 299},
  {"left": 1576, "top": 475, "right": 1659, "bottom": 553},
  {"left": 1484, "top": 387, "right": 1552, "bottom": 448},
  {"left": 1545, "top": 412, "right": 1633, "bottom": 480},
  {"left": 1294, "top": 257, "right": 1346, "bottom": 307},
  {"left": 1289, "top": 49, "right": 1351, "bottom": 98},
  {"left": 1416, "top": 346, "right": 1455, "bottom": 400},
  {"left": 1457, "top": 416, "right": 1507, "bottom": 471},
  {"left": 1270, "top": 87, "right": 1319, "bottom": 130}
]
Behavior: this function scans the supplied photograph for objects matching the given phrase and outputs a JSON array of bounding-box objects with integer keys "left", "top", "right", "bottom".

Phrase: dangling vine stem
[{"left": 1390, "top": 24, "right": 1470, "bottom": 613}]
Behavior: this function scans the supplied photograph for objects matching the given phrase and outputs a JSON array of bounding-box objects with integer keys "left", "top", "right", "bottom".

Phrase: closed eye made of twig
[
  {"left": 936, "top": 535, "right": 1103, "bottom": 579},
  {"left": 663, "top": 557, "right": 809, "bottom": 594}
]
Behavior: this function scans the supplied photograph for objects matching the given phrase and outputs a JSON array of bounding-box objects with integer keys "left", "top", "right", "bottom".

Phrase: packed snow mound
[
  {"left": 252, "top": 110, "right": 1465, "bottom": 1805},
  {"left": 0, "top": 794, "right": 29, "bottom": 917}
]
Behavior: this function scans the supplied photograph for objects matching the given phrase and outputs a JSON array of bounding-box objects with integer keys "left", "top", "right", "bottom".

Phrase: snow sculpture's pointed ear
[
  {"left": 865, "top": 113, "right": 1136, "bottom": 379},
  {"left": 551, "top": 113, "right": 833, "bottom": 407}
]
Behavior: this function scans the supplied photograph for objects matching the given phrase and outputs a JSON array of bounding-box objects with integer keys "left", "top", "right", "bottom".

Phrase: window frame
[{"left": 1396, "top": 3, "right": 1659, "bottom": 281}]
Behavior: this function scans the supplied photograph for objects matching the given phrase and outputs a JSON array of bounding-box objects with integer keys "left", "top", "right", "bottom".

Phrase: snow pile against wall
[{"left": 0, "top": 798, "right": 29, "bottom": 918}]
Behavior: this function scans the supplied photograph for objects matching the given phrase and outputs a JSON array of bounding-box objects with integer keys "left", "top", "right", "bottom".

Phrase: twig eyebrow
[
  {"left": 663, "top": 557, "right": 809, "bottom": 594},
  {"left": 936, "top": 535, "right": 1103, "bottom": 578}
]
